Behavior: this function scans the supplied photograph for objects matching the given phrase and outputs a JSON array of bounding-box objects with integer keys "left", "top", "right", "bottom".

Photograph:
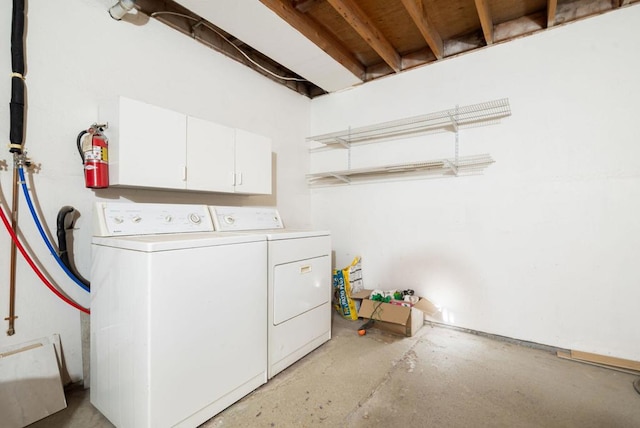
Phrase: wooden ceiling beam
[
  {"left": 326, "top": 0, "right": 403, "bottom": 72},
  {"left": 259, "top": 0, "right": 366, "bottom": 80},
  {"left": 474, "top": 0, "right": 494, "bottom": 45},
  {"left": 400, "top": 0, "right": 444, "bottom": 60},
  {"left": 547, "top": 0, "right": 558, "bottom": 27}
]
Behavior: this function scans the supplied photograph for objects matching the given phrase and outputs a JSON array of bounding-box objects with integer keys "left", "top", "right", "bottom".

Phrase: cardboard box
[{"left": 351, "top": 289, "right": 440, "bottom": 337}]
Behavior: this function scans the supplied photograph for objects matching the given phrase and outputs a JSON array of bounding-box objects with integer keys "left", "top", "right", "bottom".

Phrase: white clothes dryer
[
  {"left": 209, "top": 206, "right": 332, "bottom": 379},
  {"left": 91, "top": 203, "right": 267, "bottom": 428}
]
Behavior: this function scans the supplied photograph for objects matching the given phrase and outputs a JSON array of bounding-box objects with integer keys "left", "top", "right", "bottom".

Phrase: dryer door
[{"left": 273, "top": 255, "right": 330, "bottom": 325}]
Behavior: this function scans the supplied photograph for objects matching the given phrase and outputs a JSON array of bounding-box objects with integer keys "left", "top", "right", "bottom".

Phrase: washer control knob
[
  {"left": 188, "top": 213, "right": 202, "bottom": 224},
  {"left": 132, "top": 216, "right": 142, "bottom": 223},
  {"left": 224, "top": 215, "right": 235, "bottom": 225},
  {"left": 113, "top": 217, "right": 124, "bottom": 224},
  {"left": 164, "top": 215, "right": 173, "bottom": 223}
]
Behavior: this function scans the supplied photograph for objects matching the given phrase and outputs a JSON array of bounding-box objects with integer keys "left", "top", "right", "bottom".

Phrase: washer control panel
[
  {"left": 209, "top": 206, "right": 283, "bottom": 232},
  {"left": 94, "top": 202, "right": 214, "bottom": 236}
]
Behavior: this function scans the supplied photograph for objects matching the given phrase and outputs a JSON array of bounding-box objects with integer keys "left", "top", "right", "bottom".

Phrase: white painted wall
[
  {"left": 309, "top": 7, "right": 640, "bottom": 360},
  {"left": 0, "top": 0, "right": 311, "bottom": 381}
]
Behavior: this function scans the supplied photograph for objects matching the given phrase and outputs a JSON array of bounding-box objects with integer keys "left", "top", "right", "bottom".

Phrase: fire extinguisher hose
[
  {"left": 76, "top": 129, "right": 87, "bottom": 163},
  {"left": 0, "top": 202, "right": 90, "bottom": 314}
]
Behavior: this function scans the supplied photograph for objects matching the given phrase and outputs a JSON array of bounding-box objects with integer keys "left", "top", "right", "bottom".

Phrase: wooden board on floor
[
  {"left": 570, "top": 350, "right": 640, "bottom": 372},
  {"left": 557, "top": 350, "right": 640, "bottom": 375},
  {"left": 0, "top": 342, "right": 67, "bottom": 427}
]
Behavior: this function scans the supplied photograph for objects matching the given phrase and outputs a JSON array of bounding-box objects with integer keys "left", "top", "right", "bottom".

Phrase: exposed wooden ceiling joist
[
  {"left": 325, "top": 0, "right": 402, "bottom": 72},
  {"left": 474, "top": 0, "right": 494, "bottom": 45},
  {"left": 548, "top": 0, "right": 558, "bottom": 27},
  {"left": 400, "top": 0, "right": 444, "bottom": 60}
]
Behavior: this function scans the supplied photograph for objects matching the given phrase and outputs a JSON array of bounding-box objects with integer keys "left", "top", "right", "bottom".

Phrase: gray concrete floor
[{"left": 31, "top": 314, "right": 640, "bottom": 427}]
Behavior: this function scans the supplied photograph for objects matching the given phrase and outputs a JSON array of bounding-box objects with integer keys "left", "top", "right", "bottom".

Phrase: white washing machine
[
  {"left": 90, "top": 202, "right": 267, "bottom": 428},
  {"left": 209, "top": 206, "right": 331, "bottom": 379}
]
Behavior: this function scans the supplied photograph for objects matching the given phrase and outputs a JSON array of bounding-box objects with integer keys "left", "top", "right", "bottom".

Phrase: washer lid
[{"left": 209, "top": 206, "right": 283, "bottom": 232}]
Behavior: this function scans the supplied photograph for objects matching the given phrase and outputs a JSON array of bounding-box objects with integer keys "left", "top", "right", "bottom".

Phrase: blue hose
[{"left": 18, "top": 167, "right": 90, "bottom": 292}]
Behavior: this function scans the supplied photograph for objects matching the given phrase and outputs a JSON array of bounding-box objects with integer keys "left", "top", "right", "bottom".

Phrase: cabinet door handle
[
  {"left": 236, "top": 172, "right": 243, "bottom": 186},
  {"left": 182, "top": 165, "right": 187, "bottom": 181},
  {"left": 230, "top": 172, "right": 236, "bottom": 186}
]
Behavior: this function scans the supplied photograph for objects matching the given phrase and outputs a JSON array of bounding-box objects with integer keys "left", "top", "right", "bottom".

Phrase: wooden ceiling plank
[
  {"left": 259, "top": 0, "right": 366, "bottom": 79},
  {"left": 474, "top": 0, "right": 494, "bottom": 45},
  {"left": 400, "top": 0, "right": 444, "bottom": 60},
  {"left": 325, "top": 0, "right": 403, "bottom": 72},
  {"left": 621, "top": 0, "right": 632, "bottom": 5},
  {"left": 547, "top": 0, "right": 558, "bottom": 27},
  {"left": 554, "top": 0, "right": 616, "bottom": 26},
  {"left": 494, "top": 11, "right": 545, "bottom": 43},
  {"left": 292, "top": 0, "right": 323, "bottom": 13}
]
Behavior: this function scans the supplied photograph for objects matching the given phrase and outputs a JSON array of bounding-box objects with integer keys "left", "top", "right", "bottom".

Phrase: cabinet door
[
  {"left": 115, "top": 97, "right": 187, "bottom": 189},
  {"left": 186, "top": 117, "right": 236, "bottom": 193},
  {"left": 234, "top": 128, "right": 272, "bottom": 195}
]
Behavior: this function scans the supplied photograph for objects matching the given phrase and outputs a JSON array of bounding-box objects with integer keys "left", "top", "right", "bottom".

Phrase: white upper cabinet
[
  {"left": 234, "top": 128, "right": 272, "bottom": 195},
  {"left": 186, "top": 117, "right": 272, "bottom": 194},
  {"left": 102, "top": 96, "right": 188, "bottom": 190},
  {"left": 100, "top": 96, "right": 272, "bottom": 194},
  {"left": 186, "top": 116, "right": 235, "bottom": 193}
]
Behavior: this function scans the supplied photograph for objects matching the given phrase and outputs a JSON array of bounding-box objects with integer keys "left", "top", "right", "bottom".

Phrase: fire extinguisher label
[{"left": 85, "top": 146, "right": 108, "bottom": 162}]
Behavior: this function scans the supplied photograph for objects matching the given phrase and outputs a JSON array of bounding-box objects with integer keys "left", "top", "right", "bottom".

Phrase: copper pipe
[{"left": 6, "top": 162, "right": 19, "bottom": 335}]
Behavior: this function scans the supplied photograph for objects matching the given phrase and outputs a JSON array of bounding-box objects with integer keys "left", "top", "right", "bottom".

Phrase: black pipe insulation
[
  {"left": 9, "top": 0, "right": 26, "bottom": 155},
  {"left": 56, "top": 207, "right": 90, "bottom": 289}
]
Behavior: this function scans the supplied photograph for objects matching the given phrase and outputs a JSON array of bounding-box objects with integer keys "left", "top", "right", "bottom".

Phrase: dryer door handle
[{"left": 300, "top": 265, "right": 312, "bottom": 274}]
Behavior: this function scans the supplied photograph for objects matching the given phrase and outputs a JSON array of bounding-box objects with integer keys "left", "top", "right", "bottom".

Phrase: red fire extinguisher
[{"left": 77, "top": 123, "right": 109, "bottom": 189}]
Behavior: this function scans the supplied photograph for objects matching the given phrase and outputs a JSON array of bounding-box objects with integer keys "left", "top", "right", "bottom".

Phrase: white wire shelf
[
  {"left": 306, "top": 154, "right": 495, "bottom": 187},
  {"left": 306, "top": 98, "right": 509, "bottom": 186},
  {"left": 306, "top": 98, "right": 511, "bottom": 149}
]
